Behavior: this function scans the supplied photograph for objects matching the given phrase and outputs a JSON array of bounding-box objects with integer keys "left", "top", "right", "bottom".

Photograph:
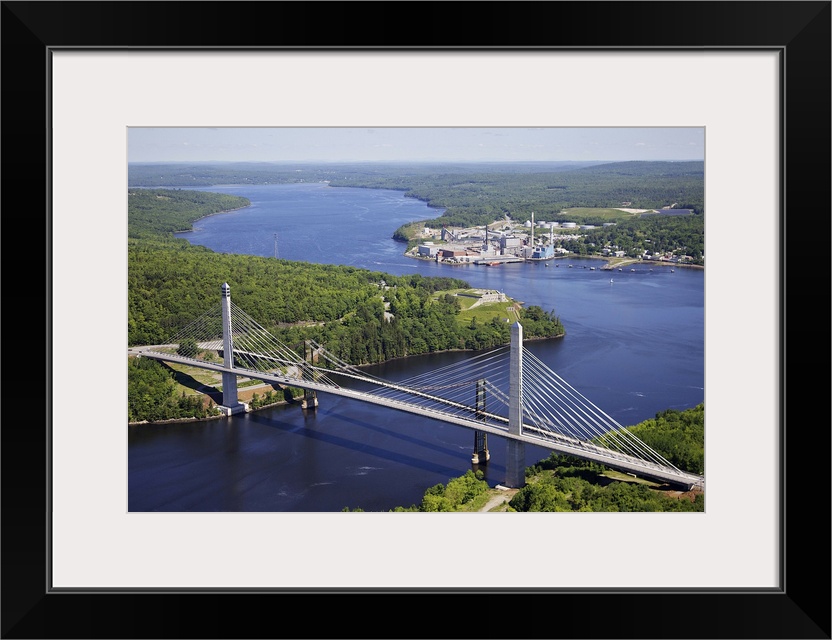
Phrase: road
[{"left": 478, "top": 487, "right": 519, "bottom": 512}]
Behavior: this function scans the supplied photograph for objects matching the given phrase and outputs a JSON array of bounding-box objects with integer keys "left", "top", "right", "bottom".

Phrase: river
[{"left": 128, "top": 182, "right": 704, "bottom": 512}]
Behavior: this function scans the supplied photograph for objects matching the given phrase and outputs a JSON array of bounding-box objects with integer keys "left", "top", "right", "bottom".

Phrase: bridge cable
[{"left": 154, "top": 302, "right": 689, "bottom": 478}]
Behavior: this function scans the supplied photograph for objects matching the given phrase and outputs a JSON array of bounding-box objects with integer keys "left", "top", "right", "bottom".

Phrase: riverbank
[
  {"left": 173, "top": 204, "right": 250, "bottom": 234},
  {"left": 126, "top": 359, "right": 297, "bottom": 426},
  {"left": 405, "top": 250, "right": 703, "bottom": 270},
  {"left": 129, "top": 328, "right": 564, "bottom": 427},
  {"left": 127, "top": 383, "right": 294, "bottom": 427},
  {"left": 603, "top": 256, "right": 704, "bottom": 270}
]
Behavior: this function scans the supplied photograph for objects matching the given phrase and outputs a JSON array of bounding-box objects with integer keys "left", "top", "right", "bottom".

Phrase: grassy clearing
[
  {"left": 160, "top": 357, "right": 290, "bottom": 401},
  {"left": 238, "top": 379, "right": 264, "bottom": 389},
  {"left": 460, "top": 302, "right": 519, "bottom": 325},
  {"left": 435, "top": 288, "right": 480, "bottom": 309},
  {"left": 165, "top": 362, "right": 222, "bottom": 389},
  {"left": 560, "top": 207, "right": 643, "bottom": 222},
  {"left": 432, "top": 288, "right": 520, "bottom": 326},
  {"left": 455, "top": 296, "right": 478, "bottom": 311}
]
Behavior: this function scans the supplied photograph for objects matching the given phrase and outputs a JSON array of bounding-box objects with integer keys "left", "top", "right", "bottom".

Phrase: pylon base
[{"left": 219, "top": 403, "right": 247, "bottom": 416}]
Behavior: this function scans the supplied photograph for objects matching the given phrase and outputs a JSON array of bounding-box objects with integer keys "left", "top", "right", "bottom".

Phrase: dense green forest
[
  {"left": 341, "top": 469, "right": 492, "bottom": 512},
  {"left": 508, "top": 404, "right": 705, "bottom": 512},
  {"left": 626, "top": 404, "right": 705, "bottom": 475},
  {"left": 128, "top": 356, "right": 222, "bottom": 422},
  {"left": 572, "top": 214, "right": 704, "bottom": 260},
  {"left": 129, "top": 160, "right": 705, "bottom": 265},
  {"left": 364, "top": 404, "right": 705, "bottom": 513},
  {"left": 130, "top": 237, "right": 563, "bottom": 357},
  {"left": 128, "top": 160, "right": 705, "bottom": 223},
  {"left": 508, "top": 455, "right": 704, "bottom": 512},
  {"left": 127, "top": 160, "right": 608, "bottom": 188},
  {"left": 376, "top": 160, "right": 704, "bottom": 227},
  {"left": 128, "top": 188, "right": 251, "bottom": 237}
]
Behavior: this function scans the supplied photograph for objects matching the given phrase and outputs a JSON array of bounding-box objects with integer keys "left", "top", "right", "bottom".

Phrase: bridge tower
[
  {"left": 301, "top": 341, "right": 318, "bottom": 410},
  {"left": 219, "top": 282, "right": 246, "bottom": 415},
  {"left": 505, "top": 321, "right": 526, "bottom": 488},
  {"left": 471, "top": 379, "right": 490, "bottom": 465}
]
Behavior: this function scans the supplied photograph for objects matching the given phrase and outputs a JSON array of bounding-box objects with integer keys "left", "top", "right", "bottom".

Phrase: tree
[{"left": 177, "top": 337, "right": 199, "bottom": 358}]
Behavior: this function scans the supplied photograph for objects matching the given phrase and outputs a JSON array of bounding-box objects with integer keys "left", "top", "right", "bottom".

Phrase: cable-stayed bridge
[{"left": 128, "top": 283, "right": 704, "bottom": 491}]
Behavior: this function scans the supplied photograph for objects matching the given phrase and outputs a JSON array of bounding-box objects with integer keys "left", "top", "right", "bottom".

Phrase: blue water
[
  {"left": 129, "top": 183, "right": 704, "bottom": 512},
  {"left": 175, "top": 182, "right": 439, "bottom": 268}
]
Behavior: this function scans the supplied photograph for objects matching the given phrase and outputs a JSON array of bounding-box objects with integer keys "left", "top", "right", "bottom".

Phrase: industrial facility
[{"left": 410, "top": 213, "right": 573, "bottom": 266}]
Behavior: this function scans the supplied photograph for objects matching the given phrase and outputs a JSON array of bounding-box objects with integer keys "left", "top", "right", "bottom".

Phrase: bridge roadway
[{"left": 129, "top": 347, "right": 705, "bottom": 491}]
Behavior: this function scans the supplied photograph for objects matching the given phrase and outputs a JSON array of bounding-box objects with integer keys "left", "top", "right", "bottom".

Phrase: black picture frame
[{"left": 2, "top": 1, "right": 829, "bottom": 638}]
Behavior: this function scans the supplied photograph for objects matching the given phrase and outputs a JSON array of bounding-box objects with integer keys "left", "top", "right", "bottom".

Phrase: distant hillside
[{"left": 127, "top": 160, "right": 611, "bottom": 188}]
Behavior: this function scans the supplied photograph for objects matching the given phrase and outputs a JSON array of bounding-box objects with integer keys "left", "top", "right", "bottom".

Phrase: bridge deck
[{"left": 129, "top": 347, "right": 704, "bottom": 491}]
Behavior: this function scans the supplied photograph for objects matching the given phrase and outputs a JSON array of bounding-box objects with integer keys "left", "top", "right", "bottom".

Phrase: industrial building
[{"left": 413, "top": 215, "right": 569, "bottom": 265}]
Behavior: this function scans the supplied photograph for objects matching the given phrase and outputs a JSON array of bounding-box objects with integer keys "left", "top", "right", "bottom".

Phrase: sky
[{"left": 128, "top": 127, "right": 704, "bottom": 164}]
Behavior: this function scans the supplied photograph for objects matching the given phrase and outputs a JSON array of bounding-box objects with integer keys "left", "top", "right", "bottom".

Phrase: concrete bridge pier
[
  {"left": 505, "top": 321, "right": 526, "bottom": 488},
  {"left": 472, "top": 379, "right": 490, "bottom": 464},
  {"left": 505, "top": 441, "right": 526, "bottom": 488},
  {"left": 472, "top": 431, "right": 490, "bottom": 465},
  {"left": 301, "top": 341, "right": 318, "bottom": 410},
  {"left": 219, "top": 282, "right": 246, "bottom": 416},
  {"left": 301, "top": 388, "right": 318, "bottom": 410},
  {"left": 219, "top": 372, "right": 246, "bottom": 416}
]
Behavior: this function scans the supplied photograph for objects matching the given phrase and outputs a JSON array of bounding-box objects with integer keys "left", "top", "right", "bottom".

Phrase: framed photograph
[{"left": 3, "top": 1, "right": 829, "bottom": 638}]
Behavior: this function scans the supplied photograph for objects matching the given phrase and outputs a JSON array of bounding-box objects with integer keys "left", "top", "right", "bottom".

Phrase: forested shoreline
[
  {"left": 129, "top": 160, "right": 705, "bottom": 265},
  {"left": 343, "top": 404, "right": 705, "bottom": 512},
  {"left": 128, "top": 188, "right": 564, "bottom": 423},
  {"left": 128, "top": 189, "right": 564, "bottom": 354}
]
